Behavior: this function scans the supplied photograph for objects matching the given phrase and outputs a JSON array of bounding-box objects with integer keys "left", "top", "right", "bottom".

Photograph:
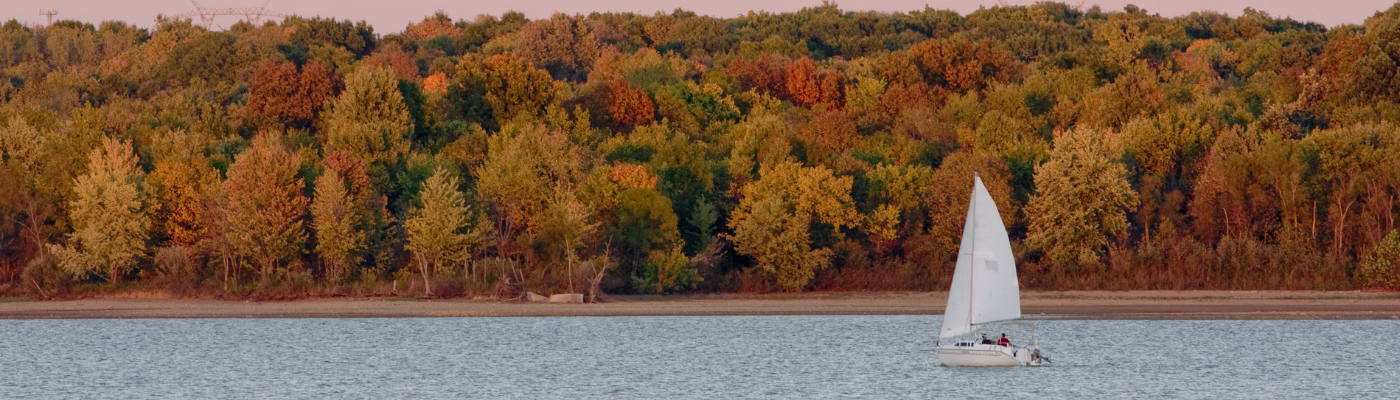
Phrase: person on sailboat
[
  {"left": 997, "top": 333, "right": 1011, "bottom": 347},
  {"left": 980, "top": 334, "right": 993, "bottom": 345}
]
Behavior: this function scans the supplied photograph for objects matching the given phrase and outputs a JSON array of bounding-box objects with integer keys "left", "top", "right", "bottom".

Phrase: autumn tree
[
  {"left": 321, "top": 65, "right": 413, "bottom": 167},
  {"left": 310, "top": 152, "right": 383, "bottom": 283},
  {"left": 475, "top": 122, "right": 588, "bottom": 268},
  {"left": 404, "top": 167, "right": 477, "bottom": 295},
  {"left": 882, "top": 37, "right": 1019, "bottom": 93},
  {"left": 862, "top": 163, "right": 933, "bottom": 250},
  {"left": 727, "top": 160, "right": 860, "bottom": 291},
  {"left": 452, "top": 53, "right": 559, "bottom": 130},
  {"left": 47, "top": 138, "right": 151, "bottom": 282},
  {"left": 796, "top": 108, "right": 860, "bottom": 162},
  {"left": 726, "top": 53, "right": 789, "bottom": 96},
  {"left": 146, "top": 128, "right": 219, "bottom": 248},
  {"left": 244, "top": 60, "right": 338, "bottom": 129},
  {"left": 1025, "top": 127, "right": 1137, "bottom": 272},
  {"left": 516, "top": 13, "right": 601, "bottom": 81},
  {"left": 784, "top": 56, "right": 843, "bottom": 107},
  {"left": 13, "top": 3, "right": 1400, "bottom": 295},
  {"left": 404, "top": 12, "right": 460, "bottom": 41},
  {"left": 608, "top": 79, "right": 655, "bottom": 128},
  {"left": 311, "top": 168, "right": 361, "bottom": 284},
  {"left": 363, "top": 49, "right": 421, "bottom": 81},
  {"left": 1189, "top": 126, "right": 1261, "bottom": 242},
  {"left": 926, "top": 151, "right": 1016, "bottom": 251},
  {"left": 1081, "top": 69, "right": 1166, "bottom": 130},
  {"left": 225, "top": 133, "right": 308, "bottom": 283}
]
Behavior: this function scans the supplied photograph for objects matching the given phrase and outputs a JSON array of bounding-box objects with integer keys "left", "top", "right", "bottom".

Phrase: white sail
[
  {"left": 939, "top": 174, "right": 1021, "bottom": 338},
  {"left": 939, "top": 202, "right": 976, "bottom": 338}
]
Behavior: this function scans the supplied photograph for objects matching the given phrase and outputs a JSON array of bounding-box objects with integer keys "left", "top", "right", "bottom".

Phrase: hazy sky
[{"left": 6, "top": 0, "right": 1396, "bottom": 32}]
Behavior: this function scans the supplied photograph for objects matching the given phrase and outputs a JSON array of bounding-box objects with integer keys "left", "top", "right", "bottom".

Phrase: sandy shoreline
[{"left": 2, "top": 291, "right": 1399, "bottom": 320}]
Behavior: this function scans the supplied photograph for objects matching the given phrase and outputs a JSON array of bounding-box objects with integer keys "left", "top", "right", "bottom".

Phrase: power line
[
  {"left": 174, "top": 0, "right": 285, "bottom": 29},
  {"left": 39, "top": 9, "right": 58, "bottom": 27}
]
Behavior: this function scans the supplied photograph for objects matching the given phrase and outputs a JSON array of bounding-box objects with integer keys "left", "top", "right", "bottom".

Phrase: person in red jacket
[{"left": 997, "top": 333, "right": 1012, "bottom": 347}]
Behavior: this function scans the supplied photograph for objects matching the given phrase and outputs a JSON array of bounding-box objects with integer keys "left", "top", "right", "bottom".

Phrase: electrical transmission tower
[
  {"left": 175, "top": 0, "right": 285, "bottom": 29},
  {"left": 39, "top": 9, "right": 58, "bottom": 27}
]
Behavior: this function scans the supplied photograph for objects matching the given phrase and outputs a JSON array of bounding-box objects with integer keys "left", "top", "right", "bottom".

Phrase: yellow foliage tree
[
  {"left": 1025, "top": 127, "right": 1137, "bottom": 271},
  {"left": 48, "top": 138, "right": 151, "bottom": 282},
  {"left": 405, "top": 167, "right": 481, "bottom": 295},
  {"left": 320, "top": 65, "right": 414, "bottom": 167},
  {"left": 311, "top": 168, "right": 361, "bottom": 285},
  {"left": 728, "top": 160, "right": 860, "bottom": 291}
]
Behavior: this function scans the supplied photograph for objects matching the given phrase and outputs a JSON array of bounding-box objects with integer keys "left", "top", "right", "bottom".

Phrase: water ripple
[{"left": 0, "top": 317, "right": 1396, "bottom": 398}]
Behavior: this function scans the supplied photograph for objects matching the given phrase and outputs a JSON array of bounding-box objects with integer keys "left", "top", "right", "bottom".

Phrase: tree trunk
[
  {"left": 1335, "top": 197, "right": 1355, "bottom": 257},
  {"left": 419, "top": 256, "right": 432, "bottom": 296}
]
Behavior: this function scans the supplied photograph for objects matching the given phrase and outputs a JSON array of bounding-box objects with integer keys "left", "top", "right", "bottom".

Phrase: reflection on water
[{"left": 1, "top": 316, "right": 1396, "bottom": 398}]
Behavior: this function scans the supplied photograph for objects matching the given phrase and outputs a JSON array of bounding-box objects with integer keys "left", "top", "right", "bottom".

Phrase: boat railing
[{"left": 995, "top": 321, "right": 1038, "bottom": 347}]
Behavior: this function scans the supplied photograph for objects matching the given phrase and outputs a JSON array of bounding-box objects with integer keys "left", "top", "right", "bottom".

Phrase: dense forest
[{"left": 3, "top": 2, "right": 1400, "bottom": 299}]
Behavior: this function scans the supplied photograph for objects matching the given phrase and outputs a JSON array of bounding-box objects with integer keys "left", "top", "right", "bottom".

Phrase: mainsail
[{"left": 939, "top": 174, "right": 1022, "bottom": 338}]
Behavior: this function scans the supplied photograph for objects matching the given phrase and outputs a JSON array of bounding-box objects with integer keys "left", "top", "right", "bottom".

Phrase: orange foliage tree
[
  {"left": 727, "top": 53, "right": 788, "bottom": 96},
  {"left": 884, "top": 38, "right": 1020, "bottom": 93},
  {"left": 244, "top": 59, "right": 339, "bottom": 129},
  {"left": 225, "top": 133, "right": 309, "bottom": 283},
  {"left": 784, "top": 57, "right": 844, "bottom": 107},
  {"left": 608, "top": 78, "right": 655, "bottom": 128}
]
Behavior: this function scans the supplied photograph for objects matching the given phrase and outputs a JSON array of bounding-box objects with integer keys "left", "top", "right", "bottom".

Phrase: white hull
[{"left": 937, "top": 344, "right": 1043, "bottom": 367}]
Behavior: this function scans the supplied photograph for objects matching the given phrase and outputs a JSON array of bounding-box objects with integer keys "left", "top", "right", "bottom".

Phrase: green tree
[
  {"left": 1025, "top": 127, "right": 1137, "bottom": 271},
  {"left": 282, "top": 16, "right": 377, "bottom": 58},
  {"left": 1339, "top": 4, "right": 1400, "bottom": 103},
  {"left": 631, "top": 245, "right": 699, "bottom": 294},
  {"left": 1358, "top": 230, "right": 1400, "bottom": 289},
  {"left": 47, "top": 138, "right": 151, "bottom": 282},
  {"left": 612, "top": 187, "right": 680, "bottom": 259},
  {"left": 160, "top": 31, "right": 275, "bottom": 85},
  {"left": 535, "top": 188, "right": 598, "bottom": 292}
]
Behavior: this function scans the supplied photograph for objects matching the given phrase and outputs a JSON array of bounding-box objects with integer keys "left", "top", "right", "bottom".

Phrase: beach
[{"left": 1, "top": 291, "right": 1398, "bottom": 319}]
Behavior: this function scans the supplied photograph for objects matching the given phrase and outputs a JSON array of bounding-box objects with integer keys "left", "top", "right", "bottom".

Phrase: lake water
[{"left": 1, "top": 316, "right": 1396, "bottom": 398}]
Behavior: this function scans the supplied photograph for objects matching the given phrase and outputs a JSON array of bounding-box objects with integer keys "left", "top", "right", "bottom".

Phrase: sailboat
[{"left": 935, "top": 173, "right": 1047, "bottom": 367}]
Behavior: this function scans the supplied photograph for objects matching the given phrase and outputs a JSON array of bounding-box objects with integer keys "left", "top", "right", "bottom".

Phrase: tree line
[{"left": 3, "top": 2, "right": 1400, "bottom": 298}]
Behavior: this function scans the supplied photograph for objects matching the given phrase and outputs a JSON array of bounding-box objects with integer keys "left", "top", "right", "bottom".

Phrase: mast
[{"left": 968, "top": 172, "right": 977, "bottom": 331}]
